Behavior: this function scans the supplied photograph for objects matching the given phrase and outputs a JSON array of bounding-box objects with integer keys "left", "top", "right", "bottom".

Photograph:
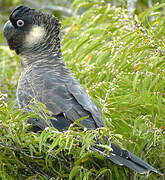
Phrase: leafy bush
[{"left": 0, "top": 0, "right": 164, "bottom": 179}]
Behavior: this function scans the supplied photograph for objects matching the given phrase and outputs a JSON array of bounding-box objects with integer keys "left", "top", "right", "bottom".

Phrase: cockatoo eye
[{"left": 16, "top": 19, "right": 24, "bottom": 27}]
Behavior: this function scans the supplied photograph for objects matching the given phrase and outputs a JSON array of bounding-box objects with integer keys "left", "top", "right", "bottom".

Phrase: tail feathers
[
  {"left": 109, "top": 150, "right": 161, "bottom": 175},
  {"left": 109, "top": 153, "right": 147, "bottom": 173},
  {"left": 92, "top": 143, "right": 163, "bottom": 175}
]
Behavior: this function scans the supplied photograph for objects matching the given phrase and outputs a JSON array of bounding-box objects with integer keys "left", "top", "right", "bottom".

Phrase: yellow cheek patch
[{"left": 25, "top": 25, "right": 45, "bottom": 46}]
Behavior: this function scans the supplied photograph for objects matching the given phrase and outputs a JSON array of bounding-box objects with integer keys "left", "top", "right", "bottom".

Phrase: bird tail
[{"left": 91, "top": 143, "right": 163, "bottom": 175}]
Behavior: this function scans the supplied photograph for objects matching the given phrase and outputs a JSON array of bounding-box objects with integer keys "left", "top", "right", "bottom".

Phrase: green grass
[{"left": 0, "top": 0, "right": 164, "bottom": 179}]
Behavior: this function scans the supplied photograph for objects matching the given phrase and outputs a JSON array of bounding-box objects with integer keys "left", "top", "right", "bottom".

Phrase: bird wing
[
  {"left": 20, "top": 65, "right": 104, "bottom": 130},
  {"left": 67, "top": 83, "right": 104, "bottom": 128}
]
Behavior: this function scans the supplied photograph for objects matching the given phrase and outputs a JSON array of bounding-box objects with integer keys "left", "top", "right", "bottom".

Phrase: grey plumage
[
  {"left": 17, "top": 58, "right": 103, "bottom": 130},
  {"left": 3, "top": 5, "right": 162, "bottom": 175}
]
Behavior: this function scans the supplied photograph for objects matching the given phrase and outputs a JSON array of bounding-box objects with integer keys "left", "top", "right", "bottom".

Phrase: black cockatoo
[{"left": 3, "top": 5, "right": 162, "bottom": 175}]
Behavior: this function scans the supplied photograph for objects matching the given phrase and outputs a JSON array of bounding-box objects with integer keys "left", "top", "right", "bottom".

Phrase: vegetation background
[{"left": 0, "top": 0, "right": 164, "bottom": 179}]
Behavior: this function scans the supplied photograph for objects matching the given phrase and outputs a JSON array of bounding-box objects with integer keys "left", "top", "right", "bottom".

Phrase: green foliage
[
  {"left": 0, "top": 0, "right": 164, "bottom": 179},
  {"left": 62, "top": 1, "right": 165, "bottom": 178}
]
